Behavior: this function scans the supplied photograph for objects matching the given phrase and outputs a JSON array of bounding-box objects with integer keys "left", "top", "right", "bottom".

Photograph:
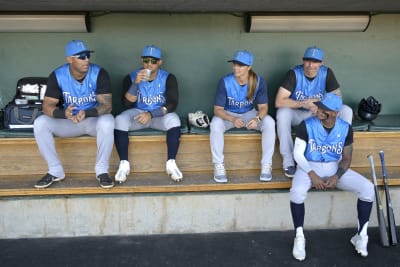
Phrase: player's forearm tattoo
[
  {"left": 96, "top": 94, "right": 112, "bottom": 115},
  {"left": 336, "top": 167, "right": 346, "bottom": 179},
  {"left": 336, "top": 145, "right": 352, "bottom": 178}
]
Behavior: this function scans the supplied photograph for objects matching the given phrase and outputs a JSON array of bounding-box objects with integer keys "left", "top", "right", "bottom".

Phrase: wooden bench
[{"left": 1, "top": 128, "right": 400, "bottom": 197}]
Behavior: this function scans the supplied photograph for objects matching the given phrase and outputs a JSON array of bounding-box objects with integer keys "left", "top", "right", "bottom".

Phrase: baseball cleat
[
  {"left": 260, "top": 164, "right": 272, "bottom": 182},
  {"left": 166, "top": 159, "right": 183, "bottom": 182},
  {"left": 97, "top": 173, "right": 114, "bottom": 189},
  {"left": 34, "top": 173, "right": 65, "bottom": 189},
  {"left": 351, "top": 234, "right": 368, "bottom": 257},
  {"left": 115, "top": 160, "right": 130, "bottom": 183},
  {"left": 292, "top": 235, "right": 306, "bottom": 261},
  {"left": 213, "top": 163, "right": 228, "bottom": 183},
  {"left": 284, "top": 166, "right": 296, "bottom": 178}
]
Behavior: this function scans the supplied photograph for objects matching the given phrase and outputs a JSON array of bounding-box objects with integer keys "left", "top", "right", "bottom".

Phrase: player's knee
[
  {"left": 164, "top": 114, "right": 181, "bottom": 129},
  {"left": 340, "top": 105, "right": 353, "bottom": 124},
  {"left": 361, "top": 181, "right": 375, "bottom": 202},
  {"left": 289, "top": 187, "right": 307, "bottom": 203},
  {"left": 210, "top": 117, "right": 225, "bottom": 134},
  {"left": 260, "top": 115, "right": 275, "bottom": 131},
  {"left": 276, "top": 108, "right": 293, "bottom": 129},
  {"left": 33, "top": 115, "right": 48, "bottom": 133},
  {"left": 276, "top": 108, "right": 290, "bottom": 120},
  {"left": 114, "top": 114, "right": 129, "bottom": 131},
  {"left": 97, "top": 114, "right": 114, "bottom": 132}
]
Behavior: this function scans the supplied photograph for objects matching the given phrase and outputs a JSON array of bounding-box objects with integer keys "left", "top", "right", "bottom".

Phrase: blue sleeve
[
  {"left": 254, "top": 77, "right": 268, "bottom": 104},
  {"left": 214, "top": 78, "right": 227, "bottom": 107}
]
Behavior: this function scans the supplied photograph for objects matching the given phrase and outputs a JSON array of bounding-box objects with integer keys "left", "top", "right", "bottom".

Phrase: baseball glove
[{"left": 188, "top": 110, "right": 210, "bottom": 128}]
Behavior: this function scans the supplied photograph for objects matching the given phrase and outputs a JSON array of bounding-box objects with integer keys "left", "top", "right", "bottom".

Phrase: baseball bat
[
  {"left": 379, "top": 151, "right": 398, "bottom": 246},
  {"left": 367, "top": 154, "right": 390, "bottom": 247}
]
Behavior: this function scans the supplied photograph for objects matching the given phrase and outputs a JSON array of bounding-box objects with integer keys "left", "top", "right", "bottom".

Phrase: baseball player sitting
[
  {"left": 290, "top": 93, "right": 374, "bottom": 261},
  {"left": 33, "top": 40, "right": 115, "bottom": 189},
  {"left": 114, "top": 45, "right": 183, "bottom": 183},
  {"left": 210, "top": 50, "right": 276, "bottom": 183},
  {"left": 275, "top": 46, "right": 353, "bottom": 178}
]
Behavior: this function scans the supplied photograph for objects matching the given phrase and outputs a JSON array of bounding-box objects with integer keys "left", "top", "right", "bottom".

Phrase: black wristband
[
  {"left": 53, "top": 108, "right": 66, "bottom": 119},
  {"left": 85, "top": 108, "right": 98, "bottom": 117}
]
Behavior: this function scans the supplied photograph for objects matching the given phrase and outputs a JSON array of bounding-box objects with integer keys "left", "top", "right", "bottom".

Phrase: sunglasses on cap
[
  {"left": 71, "top": 52, "right": 91, "bottom": 60},
  {"left": 142, "top": 58, "right": 159, "bottom": 64}
]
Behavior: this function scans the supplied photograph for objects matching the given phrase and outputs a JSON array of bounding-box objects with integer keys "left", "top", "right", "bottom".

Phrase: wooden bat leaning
[
  {"left": 367, "top": 154, "right": 390, "bottom": 247},
  {"left": 379, "top": 151, "right": 398, "bottom": 246}
]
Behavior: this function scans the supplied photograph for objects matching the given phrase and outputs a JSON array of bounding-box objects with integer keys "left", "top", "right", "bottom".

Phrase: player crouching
[{"left": 289, "top": 93, "right": 374, "bottom": 261}]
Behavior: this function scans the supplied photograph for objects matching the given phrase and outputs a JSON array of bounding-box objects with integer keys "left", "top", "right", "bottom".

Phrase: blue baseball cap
[
  {"left": 65, "top": 40, "right": 93, "bottom": 57},
  {"left": 142, "top": 45, "right": 162, "bottom": 59},
  {"left": 228, "top": 50, "right": 253, "bottom": 66},
  {"left": 314, "top": 93, "right": 342, "bottom": 112},
  {"left": 303, "top": 46, "right": 324, "bottom": 62}
]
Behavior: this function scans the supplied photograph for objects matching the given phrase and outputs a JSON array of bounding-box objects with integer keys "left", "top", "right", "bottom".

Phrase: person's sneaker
[
  {"left": 284, "top": 166, "right": 296, "bottom": 178},
  {"left": 350, "top": 234, "right": 368, "bottom": 257},
  {"left": 213, "top": 163, "right": 228, "bottom": 183},
  {"left": 97, "top": 173, "right": 114, "bottom": 189},
  {"left": 260, "top": 164, "right": 272, "bottom": 182},
  {"left": 166, "top": 159, "right": 183, "bottom": 182},
  {"left": 34, "top": 173, "right": 64, "bottom": 189},
  {"left": 115, "top": 160, "right": 130, "bottom": 184},
  {"left": 292, "top": 235, "right": 306, "bottom": 261}
]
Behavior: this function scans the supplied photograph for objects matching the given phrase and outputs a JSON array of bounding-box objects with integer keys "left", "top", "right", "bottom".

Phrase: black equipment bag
[{"left": 4, "top": 103, "right": 42, "bottom": 130}]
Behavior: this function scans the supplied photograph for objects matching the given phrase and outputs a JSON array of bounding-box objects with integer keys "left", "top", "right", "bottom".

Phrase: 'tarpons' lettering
[
  {"left": 63, "top": 91, "right": 97, "bottom": 105},
  {"left": 139, "top": 92, "right": 165, "bottom": 105},
  {"left": 227, "top": 97, "right": 253, "bottom": 109},
  {"left": 308, "top": 139, "right": 343, "bottom": 154},
  {"left": 295, "top": 91, "right": 324, "bottom": 101}
]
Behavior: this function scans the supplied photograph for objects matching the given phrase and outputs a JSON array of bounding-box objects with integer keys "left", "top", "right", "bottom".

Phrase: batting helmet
[{"left": 357, "top": 96, "right": 381, "bottom": 121}]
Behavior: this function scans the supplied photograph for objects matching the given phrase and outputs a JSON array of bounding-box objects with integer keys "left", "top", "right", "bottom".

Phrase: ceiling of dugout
[{"left": 0, "top": 0, "right": 399, "bottom": 13}]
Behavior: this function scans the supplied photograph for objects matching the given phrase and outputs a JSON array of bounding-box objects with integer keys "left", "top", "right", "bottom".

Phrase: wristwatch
[
  {"left": 162, "top": 106, "right": 168, "bottom": 114},
  {"left": 256, "top": 115, "right": 261, "bottom": 122}
]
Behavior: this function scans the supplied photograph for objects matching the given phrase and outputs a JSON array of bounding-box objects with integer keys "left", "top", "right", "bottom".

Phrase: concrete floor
[{"left": 1, "top": 227, "right": 399, "bottom": 267}]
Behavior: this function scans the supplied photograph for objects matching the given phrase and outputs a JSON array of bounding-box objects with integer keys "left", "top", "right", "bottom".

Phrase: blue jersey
[
  {"left": 129, "top": 68, "right": 169, "bottom": 111},
  {"left": 304, "top": 116, "right": 349, "bottom": 162},
  {"left": 54, "top": 63, "right": 100, "bottom": 111},
  {"left": 215, "top": 73, "right": 266, "bottom": 114},
  {"left": 291, "top": 64, "right": 328, "bottom": 101}
]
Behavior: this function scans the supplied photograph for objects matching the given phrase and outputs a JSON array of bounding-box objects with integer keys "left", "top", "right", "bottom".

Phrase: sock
[
  {"left": 166, "top": 126, "right": 180, "bottom": 160},
  {"left": 357, "top": 199, "right": 373, "bottom": 235},
  {"left": 296, "top": 227, "right": 304, "bottom": 237},
  {"left": 290, "top": 201, "right": 305, "bottom": 231},
  {"left": 114, "top": 129, "right": 129, "bottom": 161}
]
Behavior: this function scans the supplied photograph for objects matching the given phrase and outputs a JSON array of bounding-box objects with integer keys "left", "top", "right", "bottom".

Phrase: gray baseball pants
[
  {"left": 210, "top": 109, "right": 276, "bottom": 166},
  {"left": 114, "top": 108, "right": 181, "bottom": 131},
  {"left": 290, "top": 161, "right": 374, "bottom": 204},
  {"left": 33, "top": 114, "right": 115, "bottom": 178}
]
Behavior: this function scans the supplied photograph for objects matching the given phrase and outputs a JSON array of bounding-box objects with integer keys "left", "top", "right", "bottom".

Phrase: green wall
[{"left": 0, "top": 13, "right": 399, "bottom": 117}]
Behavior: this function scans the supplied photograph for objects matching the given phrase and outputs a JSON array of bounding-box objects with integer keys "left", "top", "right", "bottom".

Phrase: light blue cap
[
  {"left": 65, "top": 40, "right": 92, "bottom": 57},
  {"left": 315, "top": 93, "right": 342, "bottom": 112},
  {"left": 303, "top": 46, "right": 324, "bottom": 62},
  {"left": 142, "top": 45, "right": 162, "bottom": 59},
  {"left": 228, "top": 50, "right": 254, "bottom": 66}
]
